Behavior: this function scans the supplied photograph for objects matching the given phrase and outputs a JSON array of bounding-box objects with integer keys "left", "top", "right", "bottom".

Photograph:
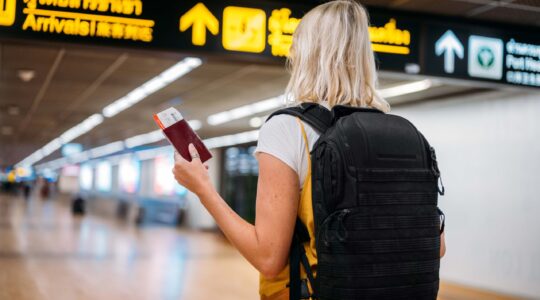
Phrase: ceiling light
[
  {"left": 17, "top": 69, "right": 35, "bottom": 82},
  {"left": 7, "top": 106, "right": 20, "bottom": 116},
  {"left": 188, "top": 119, "right": 202, "bottom": 131},
  {"left": 379, "top": 79, "right": 434, "bottom": 99},
  {"left": 70, "top": 151, "right": 91, "bottom": 164},
  {"left": 249, "top": 117, "right": 263, "bottom": 128},
  {"left": 136, "top": 146, "right": 170, "bottom": 161},
  {"left": 89, "top": 141, "right": 125, "bottom": 158},
  {"left": 35, "top": 127, "right": 260, "bottom": 170},
  {"left": 15, "top": 114, "right": 103, "bottom": 167},
  {"left": 16, "top": 57, "right": 202, "bottom": 168},
  {"left": 102, "top": 57, "right": 202, "bottom": 118},
  {"left": 1, "top": 126, "right": 13, "bottom": 135},
  {"left": 207, "top": 95, "right": 284, "bottom": 126},
  {"left": 41, "top": 138, "right": 63, "bottom": 156},
  {"left": 125, "top": 130, "right": 164, "bottom": 149},
  {"left": 59, "top": 114, "right": 104, "bottom": 144},
  {"left": 206, "top": 80, "right": 436, "bottom": 127},
  {"left": 204, "top": 130, "right": 259, "bottom": 149}
]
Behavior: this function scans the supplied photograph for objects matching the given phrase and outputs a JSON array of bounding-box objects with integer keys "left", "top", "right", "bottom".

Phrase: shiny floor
[{"left": 0, "top": 193, "right": 521, "bottom": 300}]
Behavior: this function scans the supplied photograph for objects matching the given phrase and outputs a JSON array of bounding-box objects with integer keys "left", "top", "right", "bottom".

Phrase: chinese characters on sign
[
  {"left": 21, "top": 0, "right": 154, "bottom": 42},
  {"left": 179, "top": 3, "right": 412, "bottom": 58}
]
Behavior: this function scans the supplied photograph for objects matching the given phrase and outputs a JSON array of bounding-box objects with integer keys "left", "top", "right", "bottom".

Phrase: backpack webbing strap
[
  {"left": 290, "top": 218, "right": 317, "bottom": 300},
  {"left": 267, "top": 103, "right": 332, "bottom": 134},
  {"left": 289, "top": 234, "right": 301, "bottom": 300},
  {"left": 438, "top": 208, "right": 445, "bottom": 234}
]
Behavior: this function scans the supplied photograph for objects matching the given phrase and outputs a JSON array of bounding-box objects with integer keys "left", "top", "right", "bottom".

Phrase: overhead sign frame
[{"left": 0, "top": 0, "right": 538, "bottom": 89}]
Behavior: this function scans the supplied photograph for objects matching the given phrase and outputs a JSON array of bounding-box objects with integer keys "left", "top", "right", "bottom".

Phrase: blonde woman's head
[{"left": 286, "top": 0, "right": 390, "bottom": 112}]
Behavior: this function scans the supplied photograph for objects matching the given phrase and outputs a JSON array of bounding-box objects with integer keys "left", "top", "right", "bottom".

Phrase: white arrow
[{"left": 435, "top": 30, "right": 464, "bottom": 74}]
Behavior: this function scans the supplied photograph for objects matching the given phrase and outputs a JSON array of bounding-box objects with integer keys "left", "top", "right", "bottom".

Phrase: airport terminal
[{"left": 0, "top": 0, "right": 539, "bottom": 299}]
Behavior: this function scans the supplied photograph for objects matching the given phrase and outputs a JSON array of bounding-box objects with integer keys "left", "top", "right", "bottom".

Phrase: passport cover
[{"left": 153, "top": 108, "right": 212, "bottom": 163}]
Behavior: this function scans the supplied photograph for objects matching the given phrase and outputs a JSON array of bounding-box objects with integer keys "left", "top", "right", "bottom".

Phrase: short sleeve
[{"left": 254, "top": 115, "right": 304, "bottom": 178}]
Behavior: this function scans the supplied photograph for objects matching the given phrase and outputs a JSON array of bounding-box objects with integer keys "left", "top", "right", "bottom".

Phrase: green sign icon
[{"left": 477, "top": 46, "right": 495, "bottom": 69}]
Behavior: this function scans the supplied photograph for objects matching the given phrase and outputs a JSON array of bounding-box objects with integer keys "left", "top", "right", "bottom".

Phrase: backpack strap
[
  {"left": 288, "top": 117, "right": 318, "bottom": 300},
  {"left": 267, "top": 103, "right": 332, "bottom": 134},
  {"left": 290, "top": 218, "right": 317, "bottom": 300}
]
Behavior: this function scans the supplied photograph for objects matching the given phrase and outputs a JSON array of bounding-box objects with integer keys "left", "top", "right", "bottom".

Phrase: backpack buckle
[{"left": 429, "top": 147, "right": 445, "bottom": 196}]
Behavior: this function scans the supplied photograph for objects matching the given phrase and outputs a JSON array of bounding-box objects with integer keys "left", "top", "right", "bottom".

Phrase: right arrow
[
  {"left": 435, "top": 30, "right": 464, "bottom": 74},
  {"left": 179, "top": 3, "right": 219, "bottom": 46}
]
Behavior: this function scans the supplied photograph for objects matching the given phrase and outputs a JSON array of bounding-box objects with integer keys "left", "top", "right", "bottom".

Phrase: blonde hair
[{"left": 286, "top": 0, "right": 390, "bottom": 112}]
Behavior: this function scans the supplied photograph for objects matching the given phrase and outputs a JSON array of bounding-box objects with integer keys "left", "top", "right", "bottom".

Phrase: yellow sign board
[
  {"left": 369, "top": 19, "right": 411, "bottom": 55},
  {"left": 0, "top": 0, "right": 16, "bottom": 26},
  {"left": 180, "top": 3, "right": 412, "bottom": 58},
  {"left": 179, "top": 2, "right": 219, "bottom": 46},
  {"left": 268, "top": 8, "right": 300, "bottom": 57},
  {"left": 222, "top": 6, "right": 266, "bottom": 53},
  {"left": 20, "top": 0, "right": 155, "bottom": 42}
]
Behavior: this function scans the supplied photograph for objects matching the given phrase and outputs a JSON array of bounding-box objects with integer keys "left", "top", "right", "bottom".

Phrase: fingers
[
  {"left": 174, "top": 151, "right": 185, "bottom": 163},
  {"left": 188, "top": 143, "right": 201, "bottom": 163}
]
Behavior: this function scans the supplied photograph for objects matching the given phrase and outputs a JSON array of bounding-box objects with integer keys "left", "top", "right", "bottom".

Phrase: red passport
[{"left": 153, "top": 107, "right": 212, "bottom": 163}]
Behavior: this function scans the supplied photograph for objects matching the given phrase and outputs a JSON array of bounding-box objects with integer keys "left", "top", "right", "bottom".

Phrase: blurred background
[{"left": 0, "top": 0, "right": 539, "bottom": 299}]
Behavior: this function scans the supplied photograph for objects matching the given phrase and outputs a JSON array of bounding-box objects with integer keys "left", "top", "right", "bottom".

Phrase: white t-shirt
[{"left": 254, "top": 113, "right": 321, "bottom": 189}]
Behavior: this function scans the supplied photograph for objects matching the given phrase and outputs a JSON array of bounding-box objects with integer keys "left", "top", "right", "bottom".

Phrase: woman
[{"left": 173, "top": 1, "right": 446, "bottom": 299}]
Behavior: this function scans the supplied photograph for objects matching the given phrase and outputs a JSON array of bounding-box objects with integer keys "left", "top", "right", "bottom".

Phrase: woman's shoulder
[
  {"left": 262, "top": 114, "right": 298, "bottom": 130},
  {"left": 258, "top": 114, "right": 301, "bottom": 145},
  {"left": 258, "top": 114, "right": 299, "bottom": 145}
]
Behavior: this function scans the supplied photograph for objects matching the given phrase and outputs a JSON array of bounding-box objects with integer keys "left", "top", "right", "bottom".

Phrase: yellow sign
[
  {"left": 0, "top": 0, "right": 16, "bottom": 26},
  {"left": 268, "top": 8, "right": 300, "bottom": 57},
  {"left": 369, "top": 19, "right": 411, "bottom": 55},
  {"left": 179, "top": 3, "right": 219, "bottom": 46},
  {"left": 178, "top": 4, "right": 411, "bottom": 58},
  {"left": 21, "top": 0, "right": 154, "bottom": 42},
  {"left": 222, "top": 6, "right": 266, "bottom": 53}
]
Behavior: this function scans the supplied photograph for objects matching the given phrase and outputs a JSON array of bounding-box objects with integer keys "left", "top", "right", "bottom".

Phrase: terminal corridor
[
  {"left": 0, "top": 194, "right": 522, "bottom": 300},
  {"left": 0, "top": 194, "right": 259, "bottom": 300},
  {"left": 1, "top": 0, "right": 539, "bottom": 299}
]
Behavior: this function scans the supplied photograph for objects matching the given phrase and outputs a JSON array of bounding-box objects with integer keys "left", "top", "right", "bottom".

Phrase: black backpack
[{"left": 268, "top": 103, "right": 445, "bottom": 300}]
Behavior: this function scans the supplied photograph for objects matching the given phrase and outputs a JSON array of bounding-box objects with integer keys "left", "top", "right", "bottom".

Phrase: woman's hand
[{"left": 172, "top": 144, "right": 213, "bottom": 197}]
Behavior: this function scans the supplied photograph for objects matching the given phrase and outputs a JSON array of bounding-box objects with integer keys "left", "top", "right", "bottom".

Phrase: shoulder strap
[
  {"left": 267, "top": 103, "right": 332, "bottom": 134},
  {"left": 290, "top": 218, "right": 317, "bottom": 300}
]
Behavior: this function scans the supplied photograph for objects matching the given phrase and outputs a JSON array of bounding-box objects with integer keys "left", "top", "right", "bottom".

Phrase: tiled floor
[{"left": 0, "top": 193, "right": 523, "bottom": 300}]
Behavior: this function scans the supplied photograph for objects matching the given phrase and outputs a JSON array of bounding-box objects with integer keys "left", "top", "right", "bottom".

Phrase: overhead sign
[
  {"left": 425, "top": 24, "right": 540, "bottom": 88},
  {"left": 179, "top": 3, "right": 219, "bottom": 46},
  {"left": 0, "top": 1, "right": 418, "bottom": 68},
  {"left": 0, "top": 0, "right": 538, "bottom": 88},
  {"left": 435, "top": 30, "right": 464, "bottom": 74}
]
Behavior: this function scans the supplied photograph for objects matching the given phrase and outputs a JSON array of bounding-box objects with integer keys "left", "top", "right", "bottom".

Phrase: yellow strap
[{"left": 295, "top": 117, "right": 311, "bottom": 169}]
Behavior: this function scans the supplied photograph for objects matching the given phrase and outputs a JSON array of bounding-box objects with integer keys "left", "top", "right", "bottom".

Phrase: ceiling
[
  {"left": 2, "top": 0, "right": 538, "bottom": 167},
  {"left": 345, "top": 0, "right": 540, "bottom": 27},
  {"left": 0, "top": 41, "right": 487, "bottom": 166}
]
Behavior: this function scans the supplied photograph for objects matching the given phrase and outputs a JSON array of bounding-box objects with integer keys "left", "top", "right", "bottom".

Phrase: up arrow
[
  {"left": 179, "top": 3, "right": 219, "bottom": 46},
  {"left": 435, "top": 30, "right": 464, "bottom": 74}
]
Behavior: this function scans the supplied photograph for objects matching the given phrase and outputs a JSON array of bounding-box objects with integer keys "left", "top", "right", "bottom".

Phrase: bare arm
[
  {"left": 440, "top": 232, "right": 446, "bottom": 257},
  {"left": 173, "top": 145, "right": 299, "bottom": 278}
]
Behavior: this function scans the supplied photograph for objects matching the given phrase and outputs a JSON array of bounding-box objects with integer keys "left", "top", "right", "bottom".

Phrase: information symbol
[
  {"left": 477, "top": 47, "right": 495, "bottom": 69},
  {"left": 468, "top": 35, "right": 503, "bottom": 80}
]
